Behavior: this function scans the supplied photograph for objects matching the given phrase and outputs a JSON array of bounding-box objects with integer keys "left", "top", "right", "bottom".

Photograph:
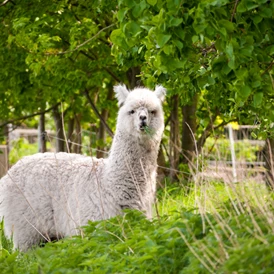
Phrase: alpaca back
[{"left": 0, "top": 152, "right": 117, "bottom": 250}]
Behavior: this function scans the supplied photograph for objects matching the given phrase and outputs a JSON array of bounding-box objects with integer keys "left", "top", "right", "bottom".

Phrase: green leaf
[
  {"left": 52, "top": 36, "right": 61, "bottom": 42},
  {"left": 251, "top": 132, "right": 257, "bottom": 139},
  {"left": 237, "top": 1, "right": 247, "bottom": 12},
  {"left": 222, "top": 64, "right": 232, "bottom": 75},
  {"left": 226, "top": 42, "right": 233, "bottom": 59},
  {"left": 173, "top": 39, "right": 184, "bottom": 50},
  {"left": 235, "top": 68, "right": 248, "bottom": 80},
  {"left": 268, "top": 45, "right": 274, "bottom": 55},
  {"left": 252, "top": 81, "right": 261, "bottom": 88},
  {"left": 110, "top": 29, "right": 123, "bottom": 44},
  {"left": 193, "top": 23, "right": 207, "bottom": 34},
  {"left": 13, "top": 17, "right": 30, "bottom": 30},
  {"left": 252, "top": 15, "right": 262, "bottom": 24},
  {"left": 241, "top": 85, "right": 252, "bottom": 98},
  {"left": 156, "top": 33, "right": 171, "bottom": 48},
  {"left": 110, "top": 29, "right": 128, "bottom": 50},
  {"left": 167, "top": 0, "right": 182, "bottom": 11},
  {"left": 168, "top": 17, "right": 183, "bottom": 27},
  {"left": 219, "top": 20, "right": 234, "bottom": 32},
  {"left": 253, "top": 92, "right": 263, "bottom": 107},
  {"left": 246, "top": 2, "right": 259, "bottom": 10},
  {"left": 146, "top": 0, "right": 157, "bottom": 6},
  {"left": 132, "top": 0, "right": 147, "bottom": 18},
  {"left": 226, "top": 42, "right": 235, "bottom": 69},
  {"left": 240, "top": 46, "right": 254, "bottom": 57},
  {"left": 207, "top": 76, "right": 215, "bottom": 85},
  {"left": 192, "top": 35, "right": 199, "bottom": 43},
  {"left": 163, "top": 45, "right": 173, "bottom": 55},
  {"left": 260, "top": 7, "right": 272, "bottom": 18},
  {"left": 122, "top": 0, "right": 136, "bottom": 8},
  {"left": 7, "top": 35, "right": 14, "bottom": 45},
  {"left": 123, "top": 21, "right": 142, "bottom": 38},
  {"left": 174, "top": 27, "right": 185, "bottom": 39},
  {"left": 117, "top": 8, "right": 128, "bottom": 22}
]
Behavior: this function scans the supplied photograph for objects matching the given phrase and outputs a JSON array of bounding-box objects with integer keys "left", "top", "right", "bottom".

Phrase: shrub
[
  {"left": 0, "top": 182, "right": 273, "bottom": 273},
  {"left": 9, "top": 138, "right": 38, "bottom": 165}
]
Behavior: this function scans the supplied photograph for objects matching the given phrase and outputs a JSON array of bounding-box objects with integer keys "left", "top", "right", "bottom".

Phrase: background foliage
[{"left": 1, "top": 0, "right": 274, "bottom": 166}]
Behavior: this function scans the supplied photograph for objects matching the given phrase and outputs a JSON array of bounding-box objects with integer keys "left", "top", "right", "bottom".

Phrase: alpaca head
[{"left": 114, "top": 84, "right": 166, "bottom": 138}]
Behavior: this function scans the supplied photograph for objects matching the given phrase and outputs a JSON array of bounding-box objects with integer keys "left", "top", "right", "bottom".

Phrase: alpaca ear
[
  {"left": 114, "top": 84, "right": 129, "bottom": 107},
  {"left": 155, "top": 85, "right": 166, "bottom": 102}
]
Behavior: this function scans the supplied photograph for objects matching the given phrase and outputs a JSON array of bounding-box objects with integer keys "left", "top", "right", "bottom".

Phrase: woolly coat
[{"left": 0, "top": 85, "right": 166, "bottom": 251}]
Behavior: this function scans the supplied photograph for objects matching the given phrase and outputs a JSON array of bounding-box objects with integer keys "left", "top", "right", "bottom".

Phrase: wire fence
[{"left": 3, "top": 126, "right": 267, "bottom": 182}]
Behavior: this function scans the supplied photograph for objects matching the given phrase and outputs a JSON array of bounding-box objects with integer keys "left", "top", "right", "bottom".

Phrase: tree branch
[
  {"left": 80, "top": 50, "right": 121, "bottom": 83},
  {"left": 261, "top": 59, "right": 274, "bottom": 76},
  {"left": 230, "top": 0, "right": 239, "bottom": 22},
  {"left": 83, "top": 89, "right": 114, "bottom": 138},
  {"left": 0, "top": 0, "right": 15, "bottom": 7},
  {"left": 0, "top": 103, "right": 61, "bottom": 128},
  {"left": 197, "top": 116, "right": 238, "bottom": 152},
  {"left": 45, "top": 23, "right": 116, "bottom": 56}
]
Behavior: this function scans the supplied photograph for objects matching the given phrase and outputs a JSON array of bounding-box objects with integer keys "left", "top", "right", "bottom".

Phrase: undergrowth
[{"left": 0, "top": 180, "right": 274, "bottom": 273}]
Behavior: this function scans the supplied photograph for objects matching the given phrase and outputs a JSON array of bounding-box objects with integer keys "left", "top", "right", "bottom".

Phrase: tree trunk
[
  {"left": 96, "top": 87, "right": 113, "bottom": 158},
  {"left": 127, "top": 66, "right": 142, "bottom": 89},
  {"left": 169, "top": 94, "right": 180, "bottom": 179},
  {"left": 84, "top": 90, "right": 113, "bottom": 138},
  {"left": 157, "top": 143, "right": 168, "bottom": 181},
  {"left": 4, "top": 124, "right": 10, "bottom": 169},
  {"left": 181, "top": 94, "right": 198, "bottom": 166},
  {"left": 52, "top": 105, "right": 65, "bottom": 152},
  {"left": 264, "top": 138, "right": 274, "bottom": 189},
  {"left": 38, "top": 113, "right": 47, "bottom": 153},
  {"left": 67, "top": 117, "right": 75, "bottom": 153},
  {"left": 96, "top": 108, "right": 108, "bottom": 158},
  {"left": 73, "top": 114, "right": 82, "bottom": 154}
]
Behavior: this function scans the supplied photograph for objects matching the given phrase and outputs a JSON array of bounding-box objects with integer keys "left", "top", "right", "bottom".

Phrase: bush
[
  {"left": 9, "top": 138, "right": 38, "bottom": 165},
  {"left": 0, "top": 182, "right": 273, "bottom": 273}
]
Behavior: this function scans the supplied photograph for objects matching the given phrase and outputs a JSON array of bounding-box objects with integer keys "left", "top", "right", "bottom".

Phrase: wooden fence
[{"left": 0, "top": 145, "right": 8, "bottom": 178}]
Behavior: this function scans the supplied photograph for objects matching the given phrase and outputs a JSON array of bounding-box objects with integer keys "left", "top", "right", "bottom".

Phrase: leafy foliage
[
  {"left": 0, "top": 0, "right": 120, "bottom": 141},
  {"left": 111, "top": 0, "right": 274, "bottom": 134},
  {"left": 9, "top": 138, "right": 39, "bottom": 165},
  {"left": 1, "top": 182, "right": 274, "bottom": 273}
]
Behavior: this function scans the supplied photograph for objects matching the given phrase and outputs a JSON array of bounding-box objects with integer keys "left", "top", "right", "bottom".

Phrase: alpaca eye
[
  {"left": 151, "top": 110, "right": 156, "bottom": 115},
  {"left": 129, "top": 110, "right": 135, "bottom": 114}
]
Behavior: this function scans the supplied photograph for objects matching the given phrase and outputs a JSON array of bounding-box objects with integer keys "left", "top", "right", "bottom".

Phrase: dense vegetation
[
  {"left": 1, "top": 0, "right": 274, "bottom": 174},
  {"left": 1, "top": 182, "right": 274, "bottom": 273}
]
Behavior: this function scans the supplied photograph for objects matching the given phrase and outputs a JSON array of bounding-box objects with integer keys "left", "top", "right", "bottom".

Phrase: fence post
[
  {"left": 0, "top": 145, "right": 8, "bottom": 178},
  {"left": 228, "top": 124, "right": 237, "bottom": 182}
]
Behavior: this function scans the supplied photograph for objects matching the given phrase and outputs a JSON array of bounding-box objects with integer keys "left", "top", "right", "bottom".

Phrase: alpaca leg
[{"left": 12, "top": 225, "right": 45, "bottom": 251}]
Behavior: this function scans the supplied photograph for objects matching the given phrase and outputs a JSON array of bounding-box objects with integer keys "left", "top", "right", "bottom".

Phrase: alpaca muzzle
[
  {"left": 139, "top": 114, "right": 148, "bottom": 130},
  {"left": 140, "top": 120, "right": 147, "bottom": 131}
]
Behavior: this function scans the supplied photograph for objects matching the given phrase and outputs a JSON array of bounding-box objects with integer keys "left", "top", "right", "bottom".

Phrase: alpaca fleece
[{"left": 0, "top": 84, "right": 166, "bottom": 251}]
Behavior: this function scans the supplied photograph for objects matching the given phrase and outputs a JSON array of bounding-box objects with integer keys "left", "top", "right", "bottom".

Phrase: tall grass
[{"left": 1, "top": 176, "right": 273, "bottom": 273}]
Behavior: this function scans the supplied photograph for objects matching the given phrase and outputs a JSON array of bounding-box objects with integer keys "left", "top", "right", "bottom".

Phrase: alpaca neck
[
  {"left": 104, "top": 129, "right": 161, "bottom": 217},
  {"left": 108, "top": 129, "right": 160, "bottom": 168}
]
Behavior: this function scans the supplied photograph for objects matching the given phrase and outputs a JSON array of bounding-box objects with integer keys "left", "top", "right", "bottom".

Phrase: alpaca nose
[{"left": 140, "top": 115, "right": 147, "bottom": 121}]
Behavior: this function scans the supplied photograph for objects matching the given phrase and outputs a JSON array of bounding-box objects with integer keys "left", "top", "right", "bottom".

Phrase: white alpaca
[{"left": 0, "top": 84, "right": 166, "bottom": 251}]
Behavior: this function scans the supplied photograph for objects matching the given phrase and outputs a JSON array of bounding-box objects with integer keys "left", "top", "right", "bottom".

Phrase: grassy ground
[{"left": 0, "top": 179, "right": 274, "bottom": 273}]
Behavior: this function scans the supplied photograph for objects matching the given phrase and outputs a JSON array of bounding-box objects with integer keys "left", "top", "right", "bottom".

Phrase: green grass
[{"left": 1, "top": 180, "right": 274, "bottom": 273}]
